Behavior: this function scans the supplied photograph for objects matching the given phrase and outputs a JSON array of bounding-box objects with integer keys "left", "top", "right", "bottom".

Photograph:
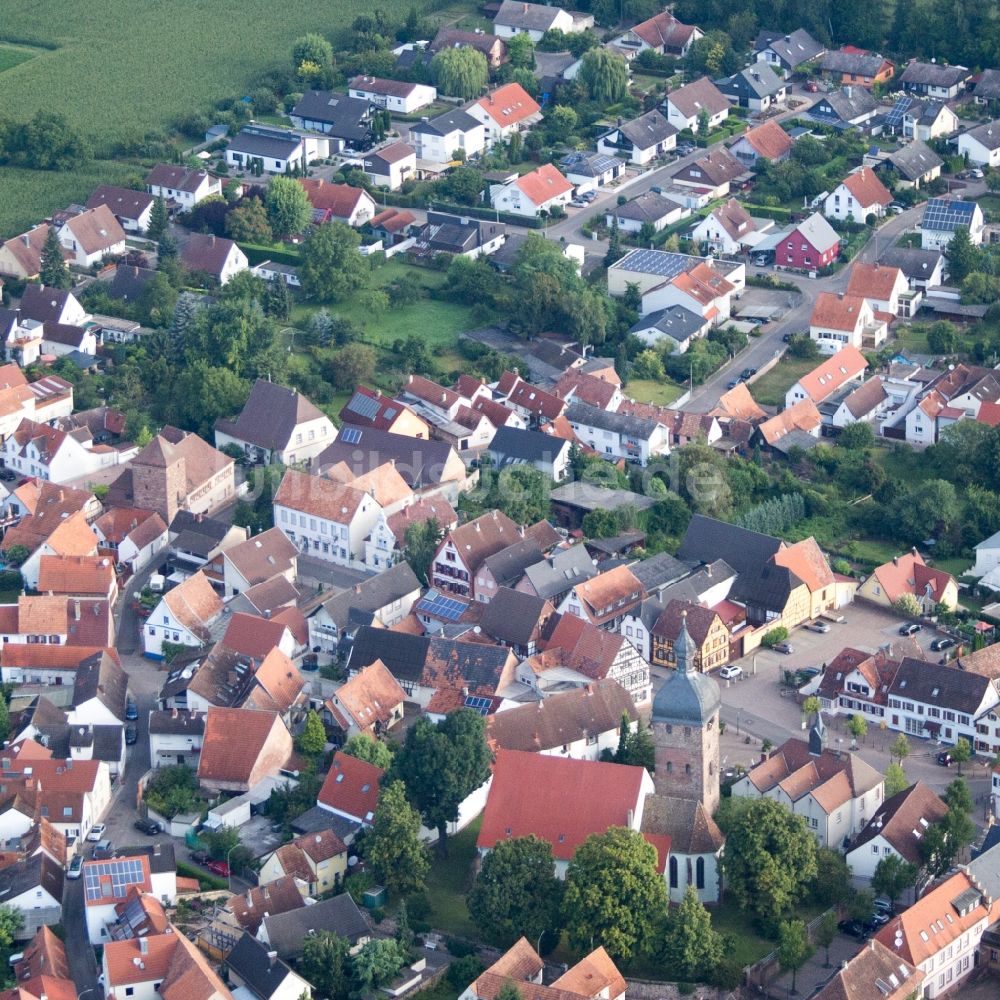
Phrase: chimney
[
  {"left": 74, "top": 600, "right": 81, "bottom": 622},
  {"left": 140, "top": 937, "right": 149, "bottom": 955},
  {"left": 172, "top": 707, "right": 178, "bottom": 718},
  {"left": 892, "top": 556, "right": 898, "bottom": 566}
]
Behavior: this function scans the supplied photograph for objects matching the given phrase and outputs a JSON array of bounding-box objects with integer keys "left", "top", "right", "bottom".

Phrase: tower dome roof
[{"left": 651, "top": 611, "right": 721, "bottom": 726}]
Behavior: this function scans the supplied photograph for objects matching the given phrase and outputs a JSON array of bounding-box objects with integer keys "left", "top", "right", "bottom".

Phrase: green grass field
[
  {"left": 423, "top": 817, "right": 480, "bottom": 938},
  {"left": 748, "top": 356, "right": 821, "bottom": 408},
  {"left": 626, "top": 378, "right": 685, "bottom": 406},
  {"left": 0, "top": 44, "right": 35, "bottom": 74}
]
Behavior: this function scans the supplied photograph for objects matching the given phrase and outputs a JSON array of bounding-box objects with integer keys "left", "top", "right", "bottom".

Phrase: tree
[
  {"left": 562, "top": 827, "right": 666, "bottom": 962},
  {"left": 328, "top": 343, "right": 376, "bottom": 391},
  {"left": 300, "top": 222, "right": 369, "bottom": 302},
  {"left": 147, "top": 196, "right": 169, "bottom": 241},
  {"left": 264, "top": 275, "right": 291, "bottom": 321},
  {"left": 402, "top": 517, "right": 442, "bottom": 587},
  {"left": 578, "top": 49, "right": 629, "bottom": 104},
  {"left": 815, "top": 911, "right": 838, "bottom": 968},
  {"left": 391, "top": 709, "right": 491, "bottom": 855},
  {"left": 266, "top": 176, "right": 312, "bottom": 237},
  {"left": 431, "top": 47, "right": 488, "bottom": 99},
  {"left": 299, "top": 931, "right": 352, "bottom": 1000},
  {"left": 342, "top": 733, "right": 395, "bottom": 770},
  {"left": 367, "top": 780, "right": 429, "bottom": 897},
  {"left": 297, "top": 710, "right": 327, "bottom": 757},
  {"left": 659, "top": 886, "right": 723, "bottom": 982},
  {"left": 893, "top": 593, "right": 922, "bottom": 617},
  {"left": 927, "top": 320, "right": 958, "bottom": 354},
  {"left": 39, "top": 227, "right": 71, "bottom": 289},
  {"left": 494, "top": 984, "right": 523, "bottom": 1000},
  {"left": 884, "top": 761, "right": 909, "bottom": 798},
  {"left": 293, "top": 32, "right": 334, "bottom": 86},
  {"left": 777, "top": 919, "right": 813, "bottom": 995},
  {"left": 506, "top": 32, "right": 535, "bottom": 69},
  {"left": 0, "top": 696, "right": 9, "bottom": 746},
  {"left": 921, "top": 803, "right": 977, "bottom": 878},
  {"left": 631, "top": 349, "right": 665, "bottom": 380},
  {"left": 890, "top": 733, "right": 911, "bottom": 764},
  {"left": 444, "top": 166, "right": 485, "bottom": 205},
  {"left": 951, "top": 736, "right": 972, "bottom": 774},
  {"left": 353, "top": 938, "right": 409, "bottom": 990},
  {"left": 721, "top": 798, "right": 818, "bottom": 923},
  {"left": 944, "top": 777, "right": 973, "bottom": 815},
  {"left": 137, "top": 271, "right": 179, "bottom": 328},
  {"left": 604, "top": 216, "right": 622, "bottom": 268},
  {"left": 480, "top": 464, "right": 551, "bottom": 525},
  {"left": 3, "top": 111, "right": 91, "bottom": 171},
  {"left": 945, "top": 225, "right": 978, "bottom": 284},
  {"left": 226, "top": 198, "right": 273, "bottom": 243},
  {"left": 838, "top": 422, "right": 876, "bottom": 451},
  {"left": 811, "top": 848, "right": 852, "bottom": 908},
  {"left": 872, "top": 855, "right": 918, "bottom": 910},
  {"left": 847, "top": 714, "right": 868, "bottom": 747},
  {"left": 469, "top": 835, "right": 563, "bottom": 946},
  {"left": 545, "top": 105, "right": 579, "bottom": 143}
]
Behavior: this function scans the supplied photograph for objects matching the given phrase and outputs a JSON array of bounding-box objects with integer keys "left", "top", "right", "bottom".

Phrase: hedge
[
  {"left": 237, "top": 242, "right": 302, "bottom": 266},
  {"left": 176, "top": 861, "right": 227, "bottom": 891},
  {"left": 740, "top": 204, "right": 793, "bottom": 222}
]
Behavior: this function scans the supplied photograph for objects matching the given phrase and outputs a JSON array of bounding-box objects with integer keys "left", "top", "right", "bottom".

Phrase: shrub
[
  {"left": 761, "top": 627, "right": 790, "bottom": 648},
  {"left": 447, "top": 955, "right": 485, "bottom": 988}
]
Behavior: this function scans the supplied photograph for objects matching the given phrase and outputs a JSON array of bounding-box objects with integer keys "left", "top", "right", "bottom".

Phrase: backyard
[{"left": 747, "top": 355, "right": 820, "bottom": 407}]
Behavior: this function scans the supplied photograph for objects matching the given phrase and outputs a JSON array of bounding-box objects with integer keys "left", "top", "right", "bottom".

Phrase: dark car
[
  {"left": 125, "top": 699, "right": 139, "bottom": 721},
  {"left": 782, "top": 333, "right": 792, "bottom": 342},
  {"left": 134, "top": 817, "right": 161, "bottom": 836},
  {"left": 931, "top": 637, "right": 955, "bottom": 652},
  {"left": 740, "top": 368, "right": 757, "bottom": 379},
  {"left": 937, "top": 751, "right": 954, "bottom": 767},
  {"left": 125, "top": 725, "right": 137, "bottom": 745},
  {"left": 898, "top": 623, "right": 921, "bottom": 636},
  {"left": 838, "top": 919, "right": 868, "bottom": 940},
  {"left": 0, "top": 469, "right": 16, "bottom": 482},
  {"left": 301, "top": 654, "right": 319, "bottom": 672},
  {"left": 727, "top": 378, "right": 740, "bottom": 389},
  {"left": 190, "top": 849, "right": 210, "bottom": 864}
]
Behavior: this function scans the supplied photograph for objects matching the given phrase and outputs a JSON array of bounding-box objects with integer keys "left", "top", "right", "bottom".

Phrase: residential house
[
  {"left": 974, "top": 68, "right": 1000, "bottom": 102},
  {"left": 493, "top": 1, "right": 591, "bottom": 41},
  {"left": 197, "top": 707, "right": 293, "bottom": 794},
  {"left": 596, "top": 109, "right": 677, "bottom": 165},
  {"left": 86, "top": 185, "right": 155, "bottom": 233},
  {"left": 476, "top": 587, "right": 554, "bottom": 657},
  {"left": 548, "top": 481, "right": 656, "bottom": 532},
  {"left": 753, "top": 29, "right": 826, "bottom": 78},
  {"left": 0, "top": 855, "right": 63, "bottom": 940},
  {"left": 639, "top": 259, "right": 738, "bottom": 328},
  {"left": 54, "top": 204, "right": 126, "bottom": 268},
  {"left": 257, "top": 893, "right": 370, "bottom": 960},
  {"left": 808, "top": 87, "right": 879, "bottom": 128},
  {"left": 494, "top": 371, "right": 565, "bottom": 427},
  {"left": 715, "top": 64, "right": 788, "bottom": 112},
  {"left": 731, "top": 721, "right": 884, "bottom": 848},
  {"left": 899, "top": 61, "right": 970, "bottom": 100},
  {"left": 317, "top": 751, "right": 383, "bottom": 825},
  {"left": 730, "top": 119, "right": 793, "bottom": 166},
  {"left": 755, "top": 400, "right": 823, "bottom": 452},
  {"left": 921, "top": 197, "right": 984, "bottom": 249},
  {"left": 516, "top": 544, "right": 599, "bottom": 605},
  {"left": 846, "top": 263, "right": 910, "bottom": 317},
  {"left": 83, "top": 844, "right": 177, "bottom": 941},
  {"left": 296, "top": 179, "right": 377, "bottom": 227},
  {"left": 612, "top": 10, "right": 701, "bottom": 59},
  {"left": 785, "top": 345, "right": 869, "bottom": 408},
  {"left": 6, "top": 510, "right": 101, "bottom": 593},
  {"left": 670, "top": 147, "right": 747, "bottom": 198},
  {"left": 288, "top": 93, "right": 375, "bottom": 151},
  {"left": 225, "top": 932, "right": 311, "bottom": 1000},
  {"left": 605, "top": 191, "right": 686, "bottom": 234},
  {"left": 142, "top": 570, "right": 223, "bottom": 659},
  {"left": 846, "top": 781, "right": 948, "bottom": 888},
  {"left": 108, "top": 425, "right": 236, "bottom": 523},
  {"left": 348, "top": 76, "right": 436, "bottom": 114},
  {"left": 560, "top": 151, "right": 623, "bottom": 194},
  {"left": 690, "top": 198, "right": 756, "bottom": 254},
  {"left": 468, "top": 83, "right": 542, "bottom": 147},
  {"left": 166, "top": 510, "right": 248, "bottom": 580},
  {"left": 878, "top": 246, "right": 945, "bottom": 289},
  {"left": 338, "top": 385, "right": 430, "bottom": 438},
  {"left": 409, "top": 108, "right": 486, "bottom": 166},
  {"left": 221, "top": 527, "right": 297, "bottom": 598},
  {"left": 411, "top": 211, "right": 506, "bottom": 259},
  {"left": 883, "top": 141, "right": 944, "bottom": 190},
  {"left": 431, "top": 510, "right": 520, "bottom": 599},
  {"left": 857, "top": 549, "right": 958, "bottom": 612},
  {"left": 558, "top": 564, "right": 645, "bottom": 631},
  {"left": 650, "top": 601, "right": 730, "bottom": 673},
  {"left": 873, "top": 869, "right": 994, "bottom": 998},
  {"left": 365, "top": 498, "right": 458, "bottom": 572},
  {"left": 958, "top": 119, "right": 1000, "bottom": 167},
  {"left": 491, "top": 163, "right": 573, "bottom": 218},
  {"left": 38, "top": 554, "right": 117, "bottom": 604},
  {"left": 486, "top": 425, "right": 572, "bottom": 481},
  {"left": 0, "top": 226, "right": 61, "bottom": 281},
  {"left": 825, "top": 167, "right": 892, "bottom": 224},
  {"left": 552, "top": 369, "right": 623, "bottom": 412},
  {"left": 628, "top": 304, "right": 708, "bottom": 353},
  {"left": 180, "top": 233, "right": 248, "bottom": 284},
  {"left": 902, "top": 101, "right": 958, "bottom": 142},
  {"left": 272, "top": 468, "right": 381, "bottom": 568},
  {"left": 361, "top": 143, "right": 416, "bottom": 191},
  {"left": 810, "top": 292, "right": 887, "bottom": 353},
  {"left": 2, "top": 418, "right": 121, "bottom": 484},
  {"left": 148, "top": 709, "right": 205, "bottom": 769},
  {"left": 145, "top": 164, "right": 222, "bottom": 210},
  {"left": 258, "top": 829, "right": 347, "bottom": 897},
  {"left": 565, "top": 401, "right": 669, "bottom": 466},
  {"left": 811, "top": 940, "right": 923, "bottom": 1000},
  {"left": 665, "top": 78, "right": 730, "bottom": 135},
  {"left": 429, "top": 29, "right": 508, "bottom": 70},
  {"left": 474, "top": 538, "right": 547, "bottom": 601},
  {"left": 477, "top": 750, "right": 654, "bottom": 876},
  {"left": 820, "top": 48, "right": 894, "bottom": 87},
  {"left": 324, "top": 659, "right": 405, "bottom": 738}
]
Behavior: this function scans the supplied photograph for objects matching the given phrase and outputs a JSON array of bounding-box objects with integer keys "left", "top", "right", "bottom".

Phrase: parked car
[
  {"left": 899, "top": 622, "right": 921, "bottom": 636},
  {"left": 125, "top": 725, "right": 137, "bottom": 745},
  {"left": 937, "top": 751, "right": 954, "bottom": 767},
  {"left": 740, "top": 368, "right": 757, "bottom": 380},
  {"left": 931, "top": 637, "right": 955, "bottom": 652},
  {"left": 125, "top": 699, "right": 139, "bottom": 721},
  {"left": 719, "top": 665, "right": 743, "bottom": 680},
  {"left": 190, "top": 849, "right": 210, "bottom": 864},
  {"left": 570, "top": 198, "right": 586, "bottom": 207},
  {"left": 93, "top": 840, "right": 114, "bottom": 859},
  {"left": 134, "top": 817, "right": 161, "bottom": 836},
  {"left": 0, "top": 469, "right": 16, "bottom": 482},
  {"left": 87, "top": 823, "right": 106, "bottom": 843},
  {"left": 874, "top": 897, "right": 894, "bottom": 917},
  {"left": 727, "top": 378, "right": 740, "bottom": 389},
  {"left": 805, "top": 81, "right": 819, "bottom": 93},
  {"left": 799, "top": 666, "right": 822, "bottom": 680},
  {"left": 206, "top": 860, "right": 231, "bottom": 877},
  {"left": 889, "top": 203, "right": 904, "bottom": 214},
  {"left": 301, "top": 654, "right": 319, "bottom": 672},
  {"left": 67, "top": 855, "right": 84, "bottom": 880},
  {"left": 773, "top": 641, "right": 794, "bottom": 654},
  {"left": 806, "top": 621, "right": 830, "bottom": 633},
  {"left": 782, "top": 332, "right": 792, "bottom": 342},
  {"left": 838, "top": 919, "right": 868, "bottom": 939},
  {"left": 865, "top": 912, "right": 890, "bottom": 930}
]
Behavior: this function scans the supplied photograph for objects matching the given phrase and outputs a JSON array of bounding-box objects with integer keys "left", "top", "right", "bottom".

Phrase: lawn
[
  {"left": 626, "top": 378, "right": 685, "bottom": 406},
  {"left": 710, "top": 900, "right": 776, "bottom": 968},
  {"left": 748, "top": 356, "right": 821, "bottom": 408},
  {"left": 0, "top": 160, "right": 138, "bottom": 236},
  {"left": 423, "top": 817, "right": 481, "bottom": 939}
]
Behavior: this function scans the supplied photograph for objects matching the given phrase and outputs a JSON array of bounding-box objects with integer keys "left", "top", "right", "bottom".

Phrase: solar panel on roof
[
  {"left": 615, "top": 249, "right": 698, "bottom": 278},
  {"left": 340, "top": 426, "right": 362, "bottom": 445},
  {"left": 416, "top": 591, "right": 468, "bottom": 621},
  {"left": 83, "top": 858, "right": 145, "bottom": 901},
  {"left": 883, "top": 95, "right": 913, "bottom": 129},
  {"left": 346, "top": 393, "right": 381, "bottom": 420},
  {"left": 923, "top": 198, "right": 975, "bottom": 232},
  {"left": 464, "top": 695, "right": 492, "bottom": 715}
]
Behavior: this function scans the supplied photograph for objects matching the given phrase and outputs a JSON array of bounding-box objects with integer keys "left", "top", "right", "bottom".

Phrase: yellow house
[
  {"left": 773, "top": 538, "right": 840, "bottom": 620},
  {"left": 651, "top": 600, "right": 730, "bottom": 673},
  {"left": 858, "top": 550, "right": 958, "bottom": 613},
  {"left": 258, "top": 829, "right": 348, "bottom": 897}
]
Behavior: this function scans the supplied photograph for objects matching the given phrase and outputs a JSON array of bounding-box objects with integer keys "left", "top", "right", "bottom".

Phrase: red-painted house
[{"left": 777, "top": 212, "right": 841, "bottom": 271}]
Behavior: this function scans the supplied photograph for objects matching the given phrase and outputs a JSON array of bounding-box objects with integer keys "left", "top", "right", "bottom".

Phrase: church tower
[{"left": 650, "top": 611, "right": 721, "bottom": 815}]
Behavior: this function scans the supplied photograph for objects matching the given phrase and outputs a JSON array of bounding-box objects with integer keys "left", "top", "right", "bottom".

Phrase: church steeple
[{"left": 675, "top": 610, "right": 694, "bottom": 675}]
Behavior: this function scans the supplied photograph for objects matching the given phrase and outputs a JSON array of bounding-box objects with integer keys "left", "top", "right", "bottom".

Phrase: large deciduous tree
[
  {"left": 225, "top": 197, "right": 273, "bottom": 243},
  {"left": 367, "top": 780, "right": 429, "bottom": 897},
  {"left": 872, "top": 855, "right": 918, "bottom": 909},
  {"left": 299, "top": 931, "right": 352, "bottom": 1000},
  {"left": 300, "top": 222, "right": 369, "bottom": 302},
  {"left": 431, "top": 47, "right": 488, "bottom": 99},
  {"left": 402, "top": 518, "right": 442, "bottom": 587},
  {"left": 341, "top": 733, "right": 395, "bottom": 770},
  {"left": 659, "top": 886, "right": 723, "bottom": 982},
  {"left": 469, "top": 835, "right": 563, "bottom": 947},
  {"left": 578, "top": 49, "right": 629, "bottom": 104},
  {"left": 562, "top": 827, "right": 666, "bottom": 961},
  {"left": 265, "top": 176, "right": 312, "bottom": 238}
]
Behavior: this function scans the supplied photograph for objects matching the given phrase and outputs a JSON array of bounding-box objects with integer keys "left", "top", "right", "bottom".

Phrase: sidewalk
[{"left": 766, "top": 934, "right": 862, "bottom": 999}]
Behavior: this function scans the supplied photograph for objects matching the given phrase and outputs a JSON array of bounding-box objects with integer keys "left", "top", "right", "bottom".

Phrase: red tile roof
[
  {"left": 740, "top": 120, "right": 793, "bottom": 160},
  {"left": 841, "top": 167, "right": 892, "bottom": 208},
  {"left": 300, "top": 179, "right": 372, "bottom": 219},
  {"left": 476, "top": 83, "right": 541, "bottom": 128},
  {"left": 197, "top": 707, "right": 289, "bottom": 785},
  {"left": 516, "top": 164, "right": 573, "bottom": 206},
  {"left": 846, "top": 263, "right": 906, "bottom": 302},
  {"left": 222, "top": 612, "right": 293, "bottom": 660},
  {"left": 317, "top": 751, "right": 383, "bottom": 822}
]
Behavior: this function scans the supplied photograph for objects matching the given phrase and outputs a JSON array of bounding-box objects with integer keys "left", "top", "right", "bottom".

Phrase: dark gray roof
[
  {"left": 611, "top": 109, "right": 677, "bottom": 150},
  {"left": 19, "top": 284, "right": 77, "bottom": 324},
  {"left": 963, "top": 120, "right": 1000, "bottom": 153},
  {"left": 228, "top": 126, "right": 302, "bottom": 159},
  {"left": 226, "top": 933, "right": 300, "bottom": 1000},
  {"left": 316, "top": 427, "right": 458, "bottom": 489},
  {"left": 411, "top": 107, "right": 481, "bottom": 137},
  {"left": 716, "top": 64, "right": 785, "bottom": 100},
  {"left": 496, "top": 0, "right": 564, "bottom": 31},
  {"left": 630, "top": 305, "right": 705, "bottom": 344},
  {"left": 291, "top": 92, "right": 373, "bottom": 139},
  {"left": 480, "top": 588, "right": 550, "bottom": 647},
  {"left": 886, "top": 140, "right": 944, "bottom": 181},
  {"left": 482, "top": 538, "right": 544, "bottom": 588},
  {"left": 549, "top": 482, "right": 656, "bottom": 513},
  {"left": 148, "top": 709, "right": 205, "bottom": 736},
  {"left": 215, "top": 379, "right": 327, "bottom": 452},
  {"left": 348, "top": 627, "right": 428, "bottom": 683},
  {"left": 731, "top": 560, "right": 801, "bottom": 608},
  {"left": 261, "top": 893, "right": 368, "bottom": 958},
  {"left": 0, "top": 309, "right": 19, "bottom": 340},
  {"left": 560, "top": 151, "right": 620, "bottom": 178},
  {"left": 612, "top": 191, "right": 682, "bottom": 223},
  {"left": 521, "top": 544, "right": 598, "bottom": 600},
  {"left": 108, "top": 265, "right": 156, "bottom": 302},
  {"left": 565, "top": 400, "right": 663, "bottom": 439},
  {"left": 815, "top": 88, "right": 878, "bottom": 123},
  {"left": 677, "top": 514, "right": 782, "bottom": 579},
  {"left": 975, "top": 69, "right": 1000, "bottom": 101},
  {"left": 652, "top": 615, "right": 721, "bottom": 725},
  {"left": 899, "top": 61, "right": 969, "bottom": 88},
  {"left": 0, "top": 854, "right": 63, "bottom": 903},
  {"left": 291, "top": 805, "right": 361, "bottom": 841},
  {"left": 487, "top": 425, "right": 570, "bottom": 467},
  {"left": 877, "top": 245, "right": 943, "bottom": 280},
  {"left": 754, "top": 29, "right": 825, "bottom": 68},
  {"left": 821, "top": 50, "right": 890, "bottom": 78},
  {"left": 890, "top": 657, "right": 993, "bottom": 715},
  {"left": 72, "top": 653, "right": 128, "bottom": 720},
  {"left": 630, "top": 552, "right": 689, "bottom": 593},
  {"left": 316, "top": 562, "right": 420, "bottom": 630}
]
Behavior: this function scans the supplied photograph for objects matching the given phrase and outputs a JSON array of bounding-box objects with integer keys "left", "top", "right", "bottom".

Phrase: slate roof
[
  {"left": 479, "top": 588, "right": 552, "bottom": 647},
  {"left": 261, "top": 893, "right": 368, "bottom": 958},
  {"left": 610, "top": 109, "right": 677, "bottom": 150},
  {"left": 821, "top": 49, "right": 892, "bottom": 78},
  {"left": 817, "top": 87, "right": 878, "bottom": 123},
  {"left": 630, "top": 305, "right": 705, "bottom": 344},
  {"left": 975, "top": 69, "right": 1000, "bottom": 100},
  {"left": 899, "top": 61, "right": 969, "bottom": 89},
  {"left": 316, "top": 562, "right": 420, "bottom": 630},
  {"left": 877, "top": 245, "right": 943, "bottom": 281},
  {"left": 886, "top": 140, "right": 943, "bottom": 181},
  {"left": 716, "top": 63, "right": 785, "bottom": 100},
  {"left": 180, "top": 232, "right": 240, "bottom": 279},
  {"left": 410, "top": 107, "right": 481, "bottom": 137},
  {"left": 86, "top": 185, "right": 154, "bottom": 224},
  {"left": 316, "top": 427, "right": 459, "bottom": 489},
  {"left": 521, "top": 544, "right": 599, "bottom": 600},
  {"left": 889, "top": 657, "right": 993, "bottom": 715},
  {"left": 487, "top": 425, "right": 570, "bottom": 467},
  {"left": 482, "top": 538, "right": 544, "bottom": 589},
  {"left": 612, "top": 191, "right": 682, "bottom": 223},
  {"left": 678, "top": 514, "right": 782, "bottom": 579},
  {"left": 0, "top": 854, "right": 63, "bottom": 904},
  {"left": 215, "top": 379, "right": 327, "bottom": 452},
  {"left": 754, "top": 28, "right": 826, "bottom": 68},
  {"left": 18, "top": 284, "right": 80, "bottom": 324},
  {"left": 495, "top": 0, "right": 566, "bottom": 31},
  {"left": 291, "top": 92, "right": 372, "bottom": 139},
  {"left": 565, "top": 400, "right": 663, "bottom": 439}
]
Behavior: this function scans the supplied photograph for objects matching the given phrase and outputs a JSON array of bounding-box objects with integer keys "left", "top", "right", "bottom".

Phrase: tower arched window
[
  {"left": 669, "top": 856, "right": 678, "bottom": 888},
  {"left": 696, "top": 857, "right": 705, "bottom": 890}
]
